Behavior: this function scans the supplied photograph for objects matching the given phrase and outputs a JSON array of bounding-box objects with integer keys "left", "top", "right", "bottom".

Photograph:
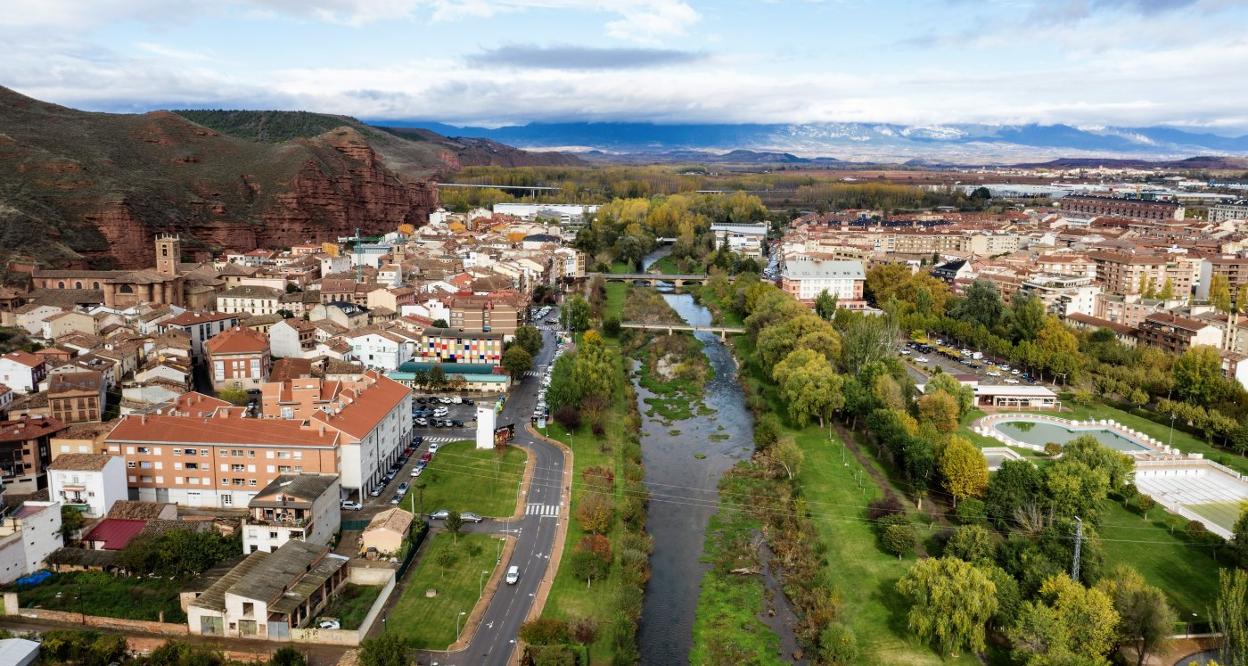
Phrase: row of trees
[{"left": 34, "top": 628, "right": 308, "bottom": 665}]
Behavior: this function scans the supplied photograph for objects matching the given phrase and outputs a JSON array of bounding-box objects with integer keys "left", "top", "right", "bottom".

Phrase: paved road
[{"left": 417, "top": 322, "right": 569, "bottom": 666}]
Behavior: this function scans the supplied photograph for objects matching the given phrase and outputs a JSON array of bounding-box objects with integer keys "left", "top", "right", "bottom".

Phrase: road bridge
[
  {"left": 621, "top": 321, "right": 745, "bottom": 340},
  {"left": 588, "top": 272, "right": 710, "bottom": 287}
]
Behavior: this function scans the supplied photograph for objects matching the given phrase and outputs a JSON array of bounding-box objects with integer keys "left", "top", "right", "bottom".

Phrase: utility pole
[{"left": 1071, "top": 516, "right": 1083, "bottom": 581}]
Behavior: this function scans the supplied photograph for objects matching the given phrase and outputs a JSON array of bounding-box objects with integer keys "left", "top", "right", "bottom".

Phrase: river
[{"left": 634, "top": 250, "right": 757, "bottom": 663}]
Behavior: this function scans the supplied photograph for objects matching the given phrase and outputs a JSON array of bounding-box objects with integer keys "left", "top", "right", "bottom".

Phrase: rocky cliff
[{"left": 0, "top": 88, "right": 445, "bottom": 268}]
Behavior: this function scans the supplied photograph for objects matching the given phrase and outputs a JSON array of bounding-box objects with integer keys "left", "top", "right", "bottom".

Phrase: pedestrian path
[
  {"left": 419, "top": 435, "right": 470, "bottom": 443},
  {"left": 525, "top": 503, "right": 560, "bottom": 517}
]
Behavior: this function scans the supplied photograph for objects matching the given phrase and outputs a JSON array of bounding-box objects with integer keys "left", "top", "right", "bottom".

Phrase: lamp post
[
  {"left": 455, "top": 610, "right": 467, "bottom": 642},
  {"left": 479, "top": 569, "right": 489, "bottom": 597}
]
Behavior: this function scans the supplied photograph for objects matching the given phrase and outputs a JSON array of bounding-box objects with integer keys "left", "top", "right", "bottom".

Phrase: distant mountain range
[{"left": 374, "top": 120, "right": 1248, "bottom": 164}]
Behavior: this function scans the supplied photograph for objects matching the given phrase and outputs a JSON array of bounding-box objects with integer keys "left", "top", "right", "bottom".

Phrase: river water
[{"left": 634, "top": 252, "right": 757, "bottom": 664}]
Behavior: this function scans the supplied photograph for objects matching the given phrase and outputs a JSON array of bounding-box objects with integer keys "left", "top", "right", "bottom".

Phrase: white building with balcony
[
  {"left": 242, "top": 474, "right": 341, "bottom": 554},
  {"left": 46, "top": 454, "right": 127, "bottom": 518}
]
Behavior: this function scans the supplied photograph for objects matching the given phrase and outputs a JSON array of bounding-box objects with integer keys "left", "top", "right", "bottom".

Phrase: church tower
[{"left": 155, "top": 234, "right": 180, "bottom": 276}]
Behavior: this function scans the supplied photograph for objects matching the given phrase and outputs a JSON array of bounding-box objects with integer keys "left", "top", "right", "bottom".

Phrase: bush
[
  {"left": 881, "top": 523, "right": 917, "bottom": 558},
  {"left": 818, "top": 623, "right": 860, "bottom": 664},
  {"left": 954, "top": 497, "right": 986, "bottom": 525},
  {"left": 603, "top": 317, "right": 621, "bottom": 337},
  {"left": 519, "top": 618, "right": 571, "bottom": 646},
  {"left": 582, "top": 466, "right": 615, "bottom": 490},
  {"left": 522, "top": 645, "right": 579, "bottom": 666},
  {"left": 1185, "top": 520, "right": 1208, "bottom": 539},
  {"left": 867, "top": 495, "right": 906, "bottom": 521},
  {"left": 554, "top": 405, "right": 582, "bottom": 431},
  {"left": 1043, "top": 442, "right": 1063, "bottom": 457},
  {"left": 570, "top": 617, "right": 597, "bottom": 645},
  {"left": 574, "top": 493, "right": 614, "bottom": 534},
  {"left": 753, "top": 413, "right": 782, "bottom": 450}
]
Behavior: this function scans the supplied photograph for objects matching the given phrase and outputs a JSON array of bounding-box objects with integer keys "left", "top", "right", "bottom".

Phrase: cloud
[{"left": 466, "top": 44, "right": 704, "bottom": 69}]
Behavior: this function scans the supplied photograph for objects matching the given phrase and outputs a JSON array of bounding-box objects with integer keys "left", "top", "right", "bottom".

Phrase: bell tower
[{"left": 155, "top": 234, "right": 180, "bottom": 276}]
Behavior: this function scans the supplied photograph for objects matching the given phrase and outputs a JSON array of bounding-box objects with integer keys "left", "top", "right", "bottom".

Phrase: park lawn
[
  {"left": 609, "top": 262, "right": 633, "bottom": 274},
  {"left": 10, "top": 571, "right": 185, "bottom": 622},
  {"left": 604, "top": 282, "right": 628, "bottom": 321},
  {"left": 413, "top": 441, "right": 526, "bottom": 517},
  {"left": 389, "top": 533, "right": 501, "bottom": 649},
  {"left": 320, "top": 583, "right": 383, "bottom": 630},
  {"left": 1098, "top": 500, "right": 1222, "bottom": 621},
  {"left": 1061, "top": 401, "right": 1248, "bottom": 475}
]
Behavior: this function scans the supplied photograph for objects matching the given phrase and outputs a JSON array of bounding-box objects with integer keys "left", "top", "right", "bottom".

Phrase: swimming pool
[{"left": 994, "top": 420, "right": 1151, "bottom": 453}]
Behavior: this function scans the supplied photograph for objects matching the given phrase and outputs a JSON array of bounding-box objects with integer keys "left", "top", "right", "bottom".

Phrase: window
[
  {"left": 248, "top": 479, "right": 257, "bottom": 486},
  {"left": 185, "top": 448, "right": 198, "bottom": 456},
  {"left": 185, "top": 462, "right": 199, "bottom": 470},
  {"left": 231, "top": 464, "right": 245, "bottom": 472},
  {"left": 222, "top": 495, "right": 232, "bottom": 505},
  {"left": 136, "top": 447, "right": 150, "bottom": 454},
  {"left": 126, "top": 461, "right": 136, "bottom": 469},
  {"left": 201, "top": 449, "right": 209, "bottom": 456}
]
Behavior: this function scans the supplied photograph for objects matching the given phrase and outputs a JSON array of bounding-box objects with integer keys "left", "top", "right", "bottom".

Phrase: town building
[
  {"left": 360, "top": 507, "right": 413, "bottom": 556},
  {"left": 1197, "top": 256, "right": 1248, "bottom": 300},
  {"left": 159, "top": 311, "right": 240, "bottom": 361},
  {"left": 344, "top": 329, "right": 417, "bottom": 372},
  {"left": 1208, "top": 201, "right": 1248, "bottom": 224},
  {"left": 268, "top": 319, "right": 317, "bottom": 359},
  {"left": 0, "top": 501, "right": 62, "bottom": 584},
  {"left": 390, "top": 361, "right": 510, "bottom": 392},
  {"left": 1059, "top": 194, "right": 1184, "bottom": 221},
  {"left": 1018, "top": 275, "right": 1098, "bottom": 317},
  {"left": 780, "top": 258, "right": 866, "bottom": 306},
  {"left": 46, "top": 453, "right": 127, "bottom": 518},
  {"left": 711, "top": 223, "right": 768, "bottom": 258},
  {"left": 187, "top": 539, "right": 349, "bottom": 638},
  {"left": 206, "top": 326, "right": 272, "bottom": 392},
  {"left": 0, "top": 351, "right": 46, "bottom": 393},
  {"left": 448, "top": 295, "right": 522, "bottom": 338},
  {"left": 0, "top": 415, "right": 64, "bottom": 494},
  {"left": 217, "top": 286, "right": 285, "bottom": 317},
  {"left": 1136, "top": 313, "right": 1223, "bottom": 355},
  {"left": 974, "top": 385, "right": 1061, "bottom": 409},
  {"left": 242, "top": 474, "right": 341, "bottom": 554},
  {"left": 418, "top": 327, "right": 504, "bottom": 364},
  {"left": 30, "top": 235, "right": 187, "bottom": 309},
  {"left": 47, "top": 372, "right": 106, "bottom": 424}
]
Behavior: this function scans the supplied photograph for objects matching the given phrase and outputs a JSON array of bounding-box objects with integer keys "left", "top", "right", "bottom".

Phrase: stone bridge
[
  {"left": 620, "top": 321, "right": 746, "bottom": 340},
  {"left": 588, "top": 272, "right": 710, "bottom": 288}
]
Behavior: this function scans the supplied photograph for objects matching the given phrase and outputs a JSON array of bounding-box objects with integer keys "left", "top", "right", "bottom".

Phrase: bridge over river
[{"left": 620, "top": 321, "right": 745, "bottom": 340}]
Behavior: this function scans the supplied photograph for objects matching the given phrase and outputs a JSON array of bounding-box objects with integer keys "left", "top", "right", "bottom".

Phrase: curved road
[{"left": 421, "top": 323, "right": 568, "bottom": 666}]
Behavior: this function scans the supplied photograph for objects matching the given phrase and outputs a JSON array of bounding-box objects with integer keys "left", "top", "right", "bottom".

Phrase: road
[{"left": 415, "top": 321, "right": 569, "bottom": 666}]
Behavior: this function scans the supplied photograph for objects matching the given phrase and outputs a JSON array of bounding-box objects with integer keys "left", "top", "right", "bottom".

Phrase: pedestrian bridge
[
  {"left": 620, "top": 321, "right": 745, "bottom": 340},
  {"left": 588, "top": 272, "right": 710, "bottom": 287}
]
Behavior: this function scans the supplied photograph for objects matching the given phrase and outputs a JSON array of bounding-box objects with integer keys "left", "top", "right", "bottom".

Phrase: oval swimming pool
[{"left": 994, "top": 420, "right": 1149, "bottom": 453}]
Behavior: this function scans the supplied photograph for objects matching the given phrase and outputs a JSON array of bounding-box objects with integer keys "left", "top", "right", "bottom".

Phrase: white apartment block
[{"left": 46, "top": 454, "right": 128, "bottom": 518}]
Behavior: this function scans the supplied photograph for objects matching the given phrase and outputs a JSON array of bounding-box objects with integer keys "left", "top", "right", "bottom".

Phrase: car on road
[
  {"left": 915, "top": 356, "right": 929, "bottom": 363},
  {"left": 451, "top": 419, "right": 464, "bottom": 427},
  {"left": 340, "top": 500, "right": 362, "bottom": 511},
  {"left": 1004, "top": 378, "right": 1021, "bottom": 384},
  {"left": 397, "top": 482, "right": 410, "bottom": 495},
  {"left": 461, "top": 398, "right": 474, "bottom": 405},
  {"left": 429, "top": 509, "right": 450, "bottom": 520},
  {"left": 987, "top": 370, "right": 1002, "bottom": 377},
  {"left": 369, "top": 485, "right": 383, "bottom": 497},
  {"left": 415, "top": 417, "right": 429, "bottom": 426},
  {"left": 411, "top": 466, "right": 423, "bottom": 477},
  {"left": 506, "top": 566, "right": 520, "bottom": 585},
  {"left": 390, "top": 493, "right": 404, "bottom": 505},
  {"left": 461, "top": 512, "right": 484, "bottom": 523},
  {"left": 413, "top": 435, "right": 424, "bottom": 446},
  {"left": 420, "top": 452, "right": 432, "bottom": 463},
  {"left": 428, "top": 442, "right": 440, "bottom": 454}
]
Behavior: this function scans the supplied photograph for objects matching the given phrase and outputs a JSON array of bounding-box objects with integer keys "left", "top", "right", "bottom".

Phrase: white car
[
  {"left": 987, "top": 370, "right": 1002, "bottom": 377},
  {"left": 428, "top": 442, "right": 441, "bottom": 454},
  {"left": 914, "top": 356, "right": 929, "bottom": 363},
  {"left": 340, "top": 500, "right": 362, "bottom": 511},
  {"left": 318, "top": 619, "right": 341, "bottom": 630},
  {"left": 1004, "top": 378, "right": 1021, "bottom": 384},
  {"left": 505, "top": 565, "right": 520, "bottom": 585},
  {"left": 410, "top": 467, "right": 423, "bottom": 477}
]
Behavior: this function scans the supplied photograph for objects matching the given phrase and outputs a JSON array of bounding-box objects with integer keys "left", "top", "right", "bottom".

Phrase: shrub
[
  {"left": 1043, "top": 442, "right": 1062, "bottom": 457},
  {"left": 1186, "top": 520, "right": 1208, "bottom": 539},
  {"left": 570, "top": 617, "right": 597, "bottom": 645},
  {"left": 575, "top": 493, "right": 614, "bottom": 534},
  {"left": 582, "top": 466, "right": 615, "bottom": 490},
  {"left": 522, "top": 645, "right": 578, "bottom": 666},
  {"left": 881, "top": 523, "right": 917, "bottom": 559},
  {"left": 867, "top": 495, "right": 906, "bottom": 521},
  {"left": 603, "top": 317, "right": 622, "bottom": 337},
  {"left": 753, "top": 413, "right": 781, "bottom": 450},
  {"left": 554, "top": 406, "right": 582, "bottom": 431},
  {"left": 519, "top": 618, "right": 571, "bottom": 646},
  {"left": 818, "top": 624, "right": 860, "bottom": 665},
  {"left": 954, "top": 497, "right": 986, "bottom": 525},
  {"left": 946, "top": 525, "right": 996, "bottom": 563}
]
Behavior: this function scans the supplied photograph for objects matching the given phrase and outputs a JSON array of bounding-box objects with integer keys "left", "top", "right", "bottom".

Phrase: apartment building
[
  {"left": 206, "top": 326, "right": 272, "bottom": 392},
  {"left": 1090, "top": 252, "right": 1197, "bottom": 297},
  {"left": 217, "top": 286, "right": 284, "bottom": 317},
  {"left": 0, "top": 415, "right": 63, "bottom": 494},
  {"left": 105, "top": 411, "right": 341, "bottom": 508},
  {"left": 160, "top": 311, "right": 240, "bottom": 361},
  {"left": 1018, "top": 275, "right": 1098, "bottom": 317},
  {"left": 1209, "top": 201, "right": 1248, "bottom": 224},
  {"left": 711, "top": 223, "right": 768, "bottom": 258},
  {"left": 0, "top": 351, "right": 46, "bottom": 393},
  {"left": 268, "top": 319, "right": 317, "bottom": 359},
  {"left": 780, "top": 258, "right": 866, "bottom": 305},
  {"left": 1094, "top": 293, "right": 1168, "bottom": 328},
  {"left": 345, "top": 329, "right": 417, "bottom": 372},
  {"left": 1037, "top": 254, "right": 1097, "bottom": 279},
  {"left": 1197, "top": 256, "right": 1248, "bottom": 299},
  {"left": 47, "top": 371, "right": 105, "bottom": 424},
  {"left": 1136, "top": 312, "right": 1222, "bottom": 355},
  {"left": 0, "top": 501, "right": 63, "bottom": 585},
  {"left": 241, "top": 474, "right": 341, "bottom": 554},
  {"left": 448, "top": 294, "right": 522, "bottom": 338},
  {"left": 419, "top": 327, "right": 504, "bottom": 364},
  {"left": 46, "top": 453, "right": 127, "bottom": 518},
  {"left": 1059, "top": 194, "right": 1184, "bottom": 221}
]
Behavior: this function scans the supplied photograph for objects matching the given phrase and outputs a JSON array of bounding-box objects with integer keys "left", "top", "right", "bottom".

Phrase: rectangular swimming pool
[{"left": 994, "top": 421, "right": 1150, "bottom": 453}]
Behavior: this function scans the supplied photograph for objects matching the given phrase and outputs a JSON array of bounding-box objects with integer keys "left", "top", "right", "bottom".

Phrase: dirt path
[{"left": 830, "top": 422, "right": 936, "bottom": 557}]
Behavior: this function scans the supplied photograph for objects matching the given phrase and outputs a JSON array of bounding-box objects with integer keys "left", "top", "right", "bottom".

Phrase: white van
[{"left": 506, "top": 565, "right": 520, "bottom": 585}]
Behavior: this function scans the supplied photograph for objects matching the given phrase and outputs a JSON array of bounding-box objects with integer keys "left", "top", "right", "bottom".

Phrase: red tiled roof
[
  {"left": 1, "top": 350, "right": 44, "bottom": 368},
  {"left": 312, "top": 370, "right": 409, "bottom": 439},
  {"left": 164, "top": 311, "right": 237, "bottom": 326},
  {"left": 174, "top": 392, "right": 232, "bottom": 416},
  {"left": 85, "top": 518, "right": 148, "bottom": 550},
  {"left": 204, "top": 326, "right": 269, "bottom": 355},
  {"left": 107, "top": 414, "right": 340, "bottom": 447}
]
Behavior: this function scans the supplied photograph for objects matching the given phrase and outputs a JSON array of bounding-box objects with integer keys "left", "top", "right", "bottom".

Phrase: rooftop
[
  {"left": 47, "top": 453, "right": 115, "bottom": 472},
  {"left": 107, "top": 413, "right": 340, "bottom": 448},
  {"left": 84, "top": 518, "right": 148, "bottom": 550},
  {"left": 249, "top": 474, "right": 339, "bottom": 509},
  {"left": 204, "top": 326, "right": 269, "bottom": 355}
]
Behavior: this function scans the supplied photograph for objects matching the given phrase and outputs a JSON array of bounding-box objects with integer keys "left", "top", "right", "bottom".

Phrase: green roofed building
[{"left": 389, "top": 361, "right": 510, "bottom": 392}]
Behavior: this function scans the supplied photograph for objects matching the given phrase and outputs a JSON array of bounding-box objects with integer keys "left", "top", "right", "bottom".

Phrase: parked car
[
  {"left": 415, "top": 418, "right": 429, "bottom": 426},
  {"left": 420, "top": 452, "right": 432, "bottom": 463},
  {"left": 451, "top": 419, "right": 464, "bottom": 428},
  {"left": 390, "top": 493, "right": 403, "bottom": 505},
  {"left": 411, "top": 466, "right": 424, "bottom": 477},
  {"left": 369, "top": 486, "right": 383, "bottom": 497},
  {"left": 428, "top": 442, "right": 441, "bottom": 454},
  {"left": 340, "top": 500, "right": 362, "bottom": 511},
  {"left": 1004, "top": 378, "right": 1021, "bottom": 384},
  {"left": 429, "top": 509, "right": 450, "bottom": 520},
  {"left": 915, "top": 356, "right": 929, "bottom": 363},
  {"left": 505, "top": 565, "right": 520, "bottom": 585},
  {"left": 413, "top": 435, "right": 424, "bottom": 445},
  {"left": 461, "top": 512, "right": 484, "bottom": 523},
  {"left": 318, "top": 619, "right": 341, "bottom": 630}
]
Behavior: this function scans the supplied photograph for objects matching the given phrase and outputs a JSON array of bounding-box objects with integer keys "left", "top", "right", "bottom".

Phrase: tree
[
  {"left": 840, "top": 314, "right": 899, "bottom": 375},
  {"left": 895, "top": 557, "right": 998, "bottom": 657},
  {"left": 939, "top": 437, "right": 988, "bottom": 507},
  {"left": 1035, "top": 316, "right": 1082, "bottom": 382},
  {"left": 502, "top": 345, "right": 533, "bottom": 380},
  {"left": 1061, "top": 435, "right": 1134, "bottom": 492},
  {"left": 771, "top": 437, "right": 804, "bottom": 480},
  {"left": 514, "top": 325, "right": 543, "bottom": 356},
  {"left": 60, "top": 505, "right": 85, "bottom": 540},
  {"left": 569, "top": 549, "right": 609, "bottom": 588},
  {"left": 1010, "top": 574, "right": 1119, "bottom": 664},
  {"left": 428, "top": 364, "right": 447, "bottom": 389},
  {"left": 818, "top": 624, "right": 859, "bottom": 665},
  {"left": 1096, "top": 566, "right": 1176, "bottom": 666},
  {"left": 1210, "top": 273, "right": 1233, "bottom": 313},
  {"left": 772, "top": 348, "right": 844, "bottom": 427},
  {"left": 1158, "top": 277, "right": 1175, "bottom": 300},
  {"left": 434, "top": 548, "right": 457, "bottom": 579},
  {"left": 882, "top": 522, "right": 917, "bottom": 559},
  {"left": 814, "top": 289, "right": 838, "bottom": 321},
  {"left": 753, "top": 412, "right": 782, "bottom": 450},
  {"left": 926, "top": 372, "right": 973, "bottom": 417},
  {"left": 1173, "top": 345, "right": 1225, "bottom": 404},
  {"left": 1010, "top": 294, "right": 1048, "bottom": 343},
  {"left": 575, "top": 493, "right": 614, "bottom": 534},
  {"left": 359, "top": 633, "right": 409, "bottom": 666},
  {"left": 950, "top": 280, "right": 1006, "bottom": 330},
  {"left": 216, "top": 386, "right": 249, "bottom": 406},
  {"left": 918, "top": 391, "right": 960, "bottom": 432},
  {"left": 445, "top": 511, "right": 464, "bottom": 542},
  {"left": 1212, "top": 568, "right": 1248, "bottom": 666},
  {"left": 1044, "top": 458, "right": 1110, "bottom": 522},
  {"left": 432, "top": 318, "right": 449, "bottom": 328},
  {"left": 1136, "top": 494, "right": 1156, "bottom": 521},
  {"left": 946, "top": 524, "right": 995, "bottom": 564},
  {"left": 560, "top": 296, "right": 591, "bottom": 332}
]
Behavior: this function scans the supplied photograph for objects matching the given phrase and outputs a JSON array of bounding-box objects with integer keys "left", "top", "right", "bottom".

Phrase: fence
[{"left": 396, "top": 520, "right": 429, "bottom": 579}]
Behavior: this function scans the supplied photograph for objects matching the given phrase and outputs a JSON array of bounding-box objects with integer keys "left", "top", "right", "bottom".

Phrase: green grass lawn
[
  {"left": 320, "top": 583, "right": 383, "bottom": 630},
  {"left": 1061, "top": 401, "right": 1248, "bottom": 475},
  {"left": 9, "top": 571, "right": 186, "bottom": 622},
  {"left": 1098, "top": 500, "right": 1222, "bottom": 621},
  {"left": 604, "top": 282, "right": 628, "bottom": 321},
  {"left": 1188, "top": 501, "right": 1247, "bottom": 532},
  {"left": 412, "top": 441, "right": 526, "bottom": 517},
  {"left": 388, "top": 533, "right": 501, "bottom": 649}
]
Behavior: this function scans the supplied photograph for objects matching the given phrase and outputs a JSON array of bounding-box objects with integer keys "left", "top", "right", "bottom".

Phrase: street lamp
[
  {"left": 479, "top": 569, "right": 489, "bottom": 597},
  {"left": 455, "top": 610, "right": 467, "bottom": 642}
]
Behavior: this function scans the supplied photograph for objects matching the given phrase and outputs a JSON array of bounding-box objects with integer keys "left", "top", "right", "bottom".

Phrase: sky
[{"left": 5, "top": 0, "right": 1248, "bottom": 132}]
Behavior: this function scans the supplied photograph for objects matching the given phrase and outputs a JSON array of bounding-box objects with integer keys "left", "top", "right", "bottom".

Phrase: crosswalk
[
  {"left": 419, "top": 435, "right": 467, "bottom": 443},
  {"left": 523, "top": 370, "right": 542, "bottom": 377},
  {"left": 525, "top": 503, "right": 560, "bottom": 517}
]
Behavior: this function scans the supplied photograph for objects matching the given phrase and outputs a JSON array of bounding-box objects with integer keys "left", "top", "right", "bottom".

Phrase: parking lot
[{"left": 902, "top": 338, "right": 1044, "bottom": 387}]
